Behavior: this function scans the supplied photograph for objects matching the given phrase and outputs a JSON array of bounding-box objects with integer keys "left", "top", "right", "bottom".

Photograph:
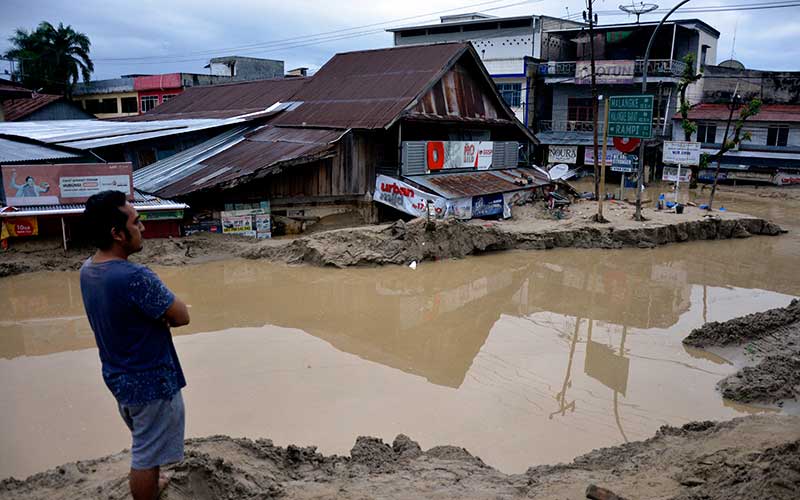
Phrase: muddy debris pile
[
  {"left": 246, "top": 212, "right": 783, "bottom": 268},
  {"left": 684, "top": 299, "right": 800, "bottom": 405},
  {"left": 2, "top": 415, "right": 798, "bottom": 500}
]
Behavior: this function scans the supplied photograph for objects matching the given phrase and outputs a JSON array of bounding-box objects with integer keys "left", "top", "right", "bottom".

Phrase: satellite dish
[
  {"left": 549, "top": 164, "right": 570, "bottom": 181},
  {"left": 619, "top": 2, "right": 659, "bottom": 23}
]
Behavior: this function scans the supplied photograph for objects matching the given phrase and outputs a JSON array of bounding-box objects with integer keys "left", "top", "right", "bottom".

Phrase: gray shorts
[{"left": 118, "top": 391, "right": 185, "bottom": 470}]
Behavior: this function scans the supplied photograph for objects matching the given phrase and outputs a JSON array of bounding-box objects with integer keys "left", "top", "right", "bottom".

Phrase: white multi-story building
[{"left": 389, "top": 13, "right": 583, "bottom": 127}]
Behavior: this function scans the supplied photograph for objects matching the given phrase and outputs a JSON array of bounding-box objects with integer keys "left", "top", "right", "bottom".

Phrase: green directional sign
[{"left": 607, "top": 95, "right": 654, "bottom": 139}]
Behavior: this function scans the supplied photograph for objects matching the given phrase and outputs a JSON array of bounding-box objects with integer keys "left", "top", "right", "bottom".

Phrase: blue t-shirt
[{"left": 80, "top": 258, "right": 186, "bottom": 406}]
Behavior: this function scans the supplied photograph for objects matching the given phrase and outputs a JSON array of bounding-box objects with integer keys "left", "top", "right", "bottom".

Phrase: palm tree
[{"left": 5, "top": 21, "right": 94, "bottom": 97}]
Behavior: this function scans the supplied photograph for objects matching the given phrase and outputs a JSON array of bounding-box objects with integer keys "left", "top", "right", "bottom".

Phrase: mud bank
[
  {"left": 2, "top": 415, "right": 798, "bottom": 500},
  {"left": 245, "top": 204, "right": 783, "bottom": 268},
  {"left": 684, "top": 299, "right": 800, "bottom": 405},
  {"left": 0, "top": 203, "right": 784, "bottom": 276}
]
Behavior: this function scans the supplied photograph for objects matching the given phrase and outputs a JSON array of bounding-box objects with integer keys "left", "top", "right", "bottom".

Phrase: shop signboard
[
  {"left": 607, "top": 95, "right": 653, "bottom": 139},
  {"left": 425, "top": 141, "right": 494, "bottom": 172},
  {"left": 662, "top": 166, "right": 692, "bottom": 182},
  {"left": 139, "top": 210, "right": 184, "bottom": 221},
  {"left": 374, "top": 175, "right": 447, "bottom": 218},
  {"left": 575, "top": 60, "right": 635, "bottom": 85},
  {"left": 662, "top": 141, "right": 701, "bottom": 166},
  {"left": 548, "top": 145, "right": 578, "bottom": 164},
  {"left": 1, "top": 163, "right": 133, "bottom": 206},
  {"left": 221, "top": 201, "right": 271, "bottom": 238}
]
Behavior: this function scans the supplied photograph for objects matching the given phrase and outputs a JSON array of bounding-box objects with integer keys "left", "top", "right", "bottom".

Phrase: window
[
  {"left": 84, "top": 99, "right": 101, "bottom": 114},
  {"left": 121, "top": 97, "right": 138, "bottom": 113},
  {"left": 767, "top": 126, "right": 789, "bottom": 147},
  {"left": 100, "top": 99, "right": 118, "bottom": 114},
  {"left": 140, "top": 95, "right": 158, "bottom": 113},
  {"left": 497, "top": 83, "right": 522, "bottom": 108},
  {"left": 568, "top": 98, "right": 594, "bottom": 122},
  {"left": 697, "top": 123, "right": 717, "bottom": 143},
  {"left": 701, "top": 45, "right": 709, "bottom": 67},
  {"left": 161, "top": 94, "right": 177, "bottom": 103}
]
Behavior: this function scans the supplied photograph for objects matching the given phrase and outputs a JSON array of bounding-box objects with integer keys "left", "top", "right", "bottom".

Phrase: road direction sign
[{"left": 607, "top": 95, "right": 654, "bottom": 139}]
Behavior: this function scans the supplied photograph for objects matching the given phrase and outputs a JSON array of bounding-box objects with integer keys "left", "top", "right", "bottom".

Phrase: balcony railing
[
  {"left": 538, "top": 59, "right": 687, "bottom": 79},
  {"left": 538, "top": 119, "right": 672, "bottom": 136}
]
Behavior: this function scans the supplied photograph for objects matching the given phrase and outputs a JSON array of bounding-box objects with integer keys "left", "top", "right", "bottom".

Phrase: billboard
[
  {"left": 221, "top": 203, "right": 271, "bottom": 239},
  {"left": 426, "top": 141, "right": 494, "bottom": 172},
  {"left": 374, "top": 175, "right": 448, "bottom": 219},
  {"left": 2, "top": 163, "right": 133, "bottom": 206}
]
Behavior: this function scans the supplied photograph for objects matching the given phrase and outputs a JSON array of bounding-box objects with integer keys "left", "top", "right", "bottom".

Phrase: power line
[{"left": 566, "top": 0, "right": 800, "bottom": 20}]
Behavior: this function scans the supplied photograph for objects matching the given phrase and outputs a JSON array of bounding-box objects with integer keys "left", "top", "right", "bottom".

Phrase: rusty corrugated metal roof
[
  {"left": 271, "top": 43, "right": 469, "bottom": 129},
  {"left": 138, "top": 126, "right": 344, "bottom": 199},
  {"left": 405, "top": 168, "right": 547, "bottom": 199},
  {"left": 2, "top": 94, "right": 63, "bottom": 121},
  {"left": 123, "top": 78, "right": 307, "bottom": 121}
]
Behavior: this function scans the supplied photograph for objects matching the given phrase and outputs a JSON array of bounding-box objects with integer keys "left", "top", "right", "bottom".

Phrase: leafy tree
[
  {"left": 5, "top": 21, "right": 94, "bottom": 97},
  {"left": 676, "top": 53, "right": 760, "bottom": 192}
]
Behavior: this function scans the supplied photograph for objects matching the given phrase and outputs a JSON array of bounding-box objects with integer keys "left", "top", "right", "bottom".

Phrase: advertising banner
[
  {"left": 1, "top": 163, "right": 133, "bottom": 206},
  {"left": 471, "top": 193, "right": 504, "bottom": 218},
  {"left": 662, "top": 141, "right": 701, "bottom": 166},
  {"left": 426, "top": 141, "right": 494, "bottom": 172},
  {"left": 584, "top": 148, "right": 629, "bottom": 166},
  {"left": 575, "top": 60, "right": 635, "bottom": 85},
  {"left": 548, "top": 145, "right": 578, "bottom": 164},
  {"left": 374, "top": 175, "right": 448, "bottom": 218},
  {"left": 3, "top": 217, "right": 38, "bottom": 237},
  {"left": 611, "top": 155, "right": 636, "bottom": 173}
]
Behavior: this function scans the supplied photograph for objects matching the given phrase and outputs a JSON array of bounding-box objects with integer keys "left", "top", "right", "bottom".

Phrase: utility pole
[
  {"left": 708, "top": 89, "right": 739, "bottom": 210},
  {"left": 585, "top": 1, "right": 600, "bottom": 205},
  {"left": 635, "top": 0, "right": 691, "bottom": 221}
]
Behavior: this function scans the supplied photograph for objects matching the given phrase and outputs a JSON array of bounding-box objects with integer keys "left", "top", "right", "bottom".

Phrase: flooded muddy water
[{"left": 1, "top": 191, "right": 798, "bottom": 479}]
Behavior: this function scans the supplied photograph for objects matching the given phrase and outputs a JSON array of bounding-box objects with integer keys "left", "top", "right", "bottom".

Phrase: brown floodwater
[{"left": 1, "top": 188, "right": 798, "bottom": 479}]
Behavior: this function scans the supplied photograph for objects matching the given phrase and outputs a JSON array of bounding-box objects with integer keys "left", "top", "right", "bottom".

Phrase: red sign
[
  {"left": 613, "top": 137, "right": 640, "bottom": 153},
  {"left": 1, "top": 163, "right": 133, "bottom": 206}
]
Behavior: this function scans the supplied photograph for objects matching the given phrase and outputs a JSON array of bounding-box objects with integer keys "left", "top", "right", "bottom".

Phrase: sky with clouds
[{"left": 1, "top": 0, "right": 799, "bottom": 80}]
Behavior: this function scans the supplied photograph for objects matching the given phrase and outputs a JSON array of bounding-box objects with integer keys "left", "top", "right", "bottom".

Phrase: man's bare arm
[{"left": 163, "top": 298, "right": 190, "bottom": 327}]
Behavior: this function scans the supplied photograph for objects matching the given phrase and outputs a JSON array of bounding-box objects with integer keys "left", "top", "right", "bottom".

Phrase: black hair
[
  {"left": 25, "top": 176, "right": 33, "bottom": 182},
  {"left": 83, "top": 190, "right": 130, "bottom": 250}
]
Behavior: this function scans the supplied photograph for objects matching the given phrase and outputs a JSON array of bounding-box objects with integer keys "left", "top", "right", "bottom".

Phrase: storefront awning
[{"left": 404, "top": 168, "right": 548, "bottom": 200}]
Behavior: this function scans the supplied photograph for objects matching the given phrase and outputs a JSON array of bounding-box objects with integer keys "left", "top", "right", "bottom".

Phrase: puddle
[{"left": 1, "top": 190, "right": 798, "bottom": 479}]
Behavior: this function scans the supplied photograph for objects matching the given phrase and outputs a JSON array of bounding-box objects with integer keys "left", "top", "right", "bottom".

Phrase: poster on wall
[
  {"left": 1, "top": 163, "right": 133, "bottom": 206},
  {"left": 548, "top": 145, "right": 578, "bottom": 164},
  {"left": 221, "top": 201, "right": 271, "bottom": 238},
  {"left": 426, "top": 141, "right": 494, "bottom": 172},
  {"left": 662, "top": 166, "right": 692, "bottom": 182},
  {"left": 374, "top": 175, "right": 448, "bottom": 218}
]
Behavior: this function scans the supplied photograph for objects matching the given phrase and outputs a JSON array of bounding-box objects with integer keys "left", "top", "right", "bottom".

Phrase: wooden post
[
  {"left": 619, "top": 173, "right": 625, "bottom": 201},
  {"left": 597, "top": 97, "right": 610, "bottom": 221},
  {"left": 61, "top": 216, "right": 68, "bottom": 254}
]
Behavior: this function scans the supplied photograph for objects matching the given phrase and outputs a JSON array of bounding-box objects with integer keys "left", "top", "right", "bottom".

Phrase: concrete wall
[
  {"left": 700, "top": 66, "right": 800, "bottom": 104},
  {"left": 74, "top": 91, "right": 140, "bottom": 118}
]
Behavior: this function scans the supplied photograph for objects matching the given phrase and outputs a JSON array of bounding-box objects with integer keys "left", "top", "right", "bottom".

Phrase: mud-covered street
[{"left": 1, "top": 188, "right": 799, "bottom": 499}]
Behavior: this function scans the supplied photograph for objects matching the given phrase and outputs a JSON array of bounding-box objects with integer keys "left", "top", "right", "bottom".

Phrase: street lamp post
[{"left": 635, "top": 0, "right": 692, "bottom": 221}]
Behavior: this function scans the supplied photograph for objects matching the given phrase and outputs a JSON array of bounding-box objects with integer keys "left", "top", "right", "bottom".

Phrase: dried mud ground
[
  {"left": 0, "top": 201, "right": 785, "bottom": 276},
  {"left": 684, "top": 299, "right": 800, "bottom": 407},
  {"left": 2, "top": 415, "right": 798, "bottom": 500}
]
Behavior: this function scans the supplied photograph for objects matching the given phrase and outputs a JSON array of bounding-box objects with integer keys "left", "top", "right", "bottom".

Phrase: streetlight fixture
[{"left": 634, "top": 0, "right": 691, "bottom": 221}]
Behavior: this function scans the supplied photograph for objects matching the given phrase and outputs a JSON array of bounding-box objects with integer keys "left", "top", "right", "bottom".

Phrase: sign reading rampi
[{"left": 607, "top": 95, "right": 654, "bottom": 139}]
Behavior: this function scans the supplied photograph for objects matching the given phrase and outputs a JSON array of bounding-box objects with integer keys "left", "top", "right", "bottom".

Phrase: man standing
[{"left": 80, "top": 190, "right": 190, "bottom": 500}]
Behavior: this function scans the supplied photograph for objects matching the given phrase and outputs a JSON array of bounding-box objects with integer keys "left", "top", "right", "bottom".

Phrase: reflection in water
[{"left": 1, "top": 192, "right": 798, "bottom": 478}]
